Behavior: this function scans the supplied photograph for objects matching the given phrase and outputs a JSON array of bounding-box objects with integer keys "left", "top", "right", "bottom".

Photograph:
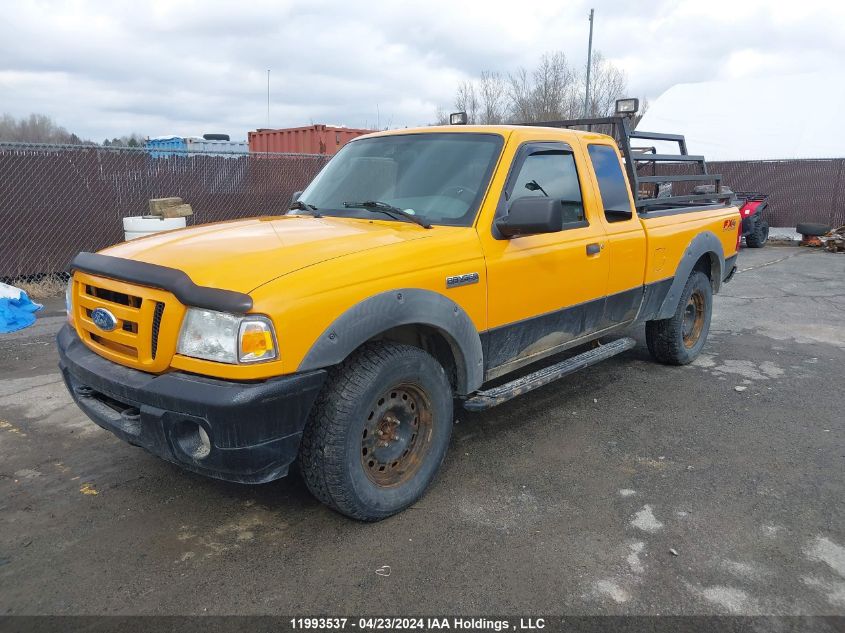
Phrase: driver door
[{"left": 479, "top": 141, "right": 610, "bottom": 378}]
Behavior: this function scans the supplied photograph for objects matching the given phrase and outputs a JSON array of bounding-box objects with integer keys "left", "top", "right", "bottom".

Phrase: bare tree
[
  {"left": 478, "top": 71, "right": 506, "bottom": 124},
  {"left": 433, "top": 106, "right": 450, "bottom": 126},
  {"left": 436, "top": 50, "right": 629, "bottom": 126},
  {"left": 582, "top": 51, "right": 628, "bottom": 117},
  {"left": 507, "top": 67, "right": 534, "bottom": 123},
  {"left": 530, "top": 52, "right": 577, "bottom": 121},
  {"left": 454, "top": 80, "right": 479, "bottom": 124},
  {"left": 0, "top": 113, "right": 84, "bottom": 144}
]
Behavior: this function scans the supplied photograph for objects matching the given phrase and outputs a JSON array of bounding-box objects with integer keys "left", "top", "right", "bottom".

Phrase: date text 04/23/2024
[{"left": 289, "top": 617, "right": 547, "bottom": 630}]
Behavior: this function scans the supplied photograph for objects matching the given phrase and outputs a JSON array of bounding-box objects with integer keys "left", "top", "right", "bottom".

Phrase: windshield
[{"left": 296, "top": 133, "right": 504, "bottom": 227}]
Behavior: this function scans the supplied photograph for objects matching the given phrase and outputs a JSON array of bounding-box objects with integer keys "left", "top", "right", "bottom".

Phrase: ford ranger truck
[{"left": 59, "top": 109, "right": 741, "bottom": 520}]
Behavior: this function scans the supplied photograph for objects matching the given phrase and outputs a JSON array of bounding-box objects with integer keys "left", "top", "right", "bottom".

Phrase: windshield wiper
[
  {"left": 343, "top": 200, "right": 431, "bottom": 229},
  {"left": 288, "top": 200, "right": 322, "bottom": 217}
]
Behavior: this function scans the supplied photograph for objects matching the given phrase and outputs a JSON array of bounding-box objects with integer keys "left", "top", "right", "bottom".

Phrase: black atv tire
[
  {"left": 745, "top": 218, "right": 769, "bottom": 248},
  {"left": 646, "top": 271, "right": 713, "bottom": 365},
  {"left": 297, "top": 342, "right": 453, "bottom": 521},
  {"left": 796, "top": 222, "right": 831, "bottom": 237}
]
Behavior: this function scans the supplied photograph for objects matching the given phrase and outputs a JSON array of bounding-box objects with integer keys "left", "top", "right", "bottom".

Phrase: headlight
[{"left": 176, "top": 309, "right": 277, "bottom": 364}]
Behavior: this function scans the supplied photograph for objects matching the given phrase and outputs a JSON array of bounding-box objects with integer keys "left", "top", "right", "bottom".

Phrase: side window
[
  {"left": 509, "top": 150, "right": 585, "bottom": 225},
  {"left": 588, "top": 144, "right": 633, "bottom": 223}
]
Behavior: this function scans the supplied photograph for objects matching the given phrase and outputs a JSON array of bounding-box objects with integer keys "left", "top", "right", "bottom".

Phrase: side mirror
[
  {"left": 291, "top": 190, "right": 303, "bottom": 203},
  {"left": 495, "top": 197, "right": 564, "bottom": 238}
]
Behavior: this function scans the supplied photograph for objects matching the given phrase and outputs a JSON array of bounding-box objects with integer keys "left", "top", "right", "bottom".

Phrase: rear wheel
[
  {"left": 745, "top": 217, "right": 769, "bottom": 248},
  {"left": 297, "top": 342, "right": 453, "bottom": 521},
  {"left": 646, "top": 271, "right": 713, "bottom": 365}
]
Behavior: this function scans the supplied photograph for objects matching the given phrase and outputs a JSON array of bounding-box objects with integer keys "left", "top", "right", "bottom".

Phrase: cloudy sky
[{"left": 1, "top": 0, "right": 843, "bottom": 141}]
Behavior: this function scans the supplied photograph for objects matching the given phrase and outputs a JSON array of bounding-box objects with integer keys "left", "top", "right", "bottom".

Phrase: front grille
[
  {"left": 87, "top": 285, "right": 141, "bottom": 308},
  {"left": 151, "top": 302, "right": 165, "bottom": 359},
  {"left": 72, "top": 273, "right": 180, "bottom": 373}
]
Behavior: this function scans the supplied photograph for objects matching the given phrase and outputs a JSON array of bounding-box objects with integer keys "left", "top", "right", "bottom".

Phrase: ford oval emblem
[{"left": 90, "top": 307, "right": 117, "bottom": 332}]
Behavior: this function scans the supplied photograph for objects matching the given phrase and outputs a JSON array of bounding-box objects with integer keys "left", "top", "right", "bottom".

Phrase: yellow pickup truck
[{"left": 59, "top": 103, "right": 740, "bottom": 520}]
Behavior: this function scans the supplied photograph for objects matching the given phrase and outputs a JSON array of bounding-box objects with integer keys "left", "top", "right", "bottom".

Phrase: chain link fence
[
  {"left": 635, "top": 157, "right": 845, "bottom": 229},
  {"left": 0, "top": 142, "right": 330, "bottom": 279},
  {"left": 1, "top": 142, "right": 843, "bottom": 280}
]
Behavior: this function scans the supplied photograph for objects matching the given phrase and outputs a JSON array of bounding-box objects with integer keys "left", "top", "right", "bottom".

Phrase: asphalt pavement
[{"left": 1, "top": 246, "right": 843, "bottom": 616}]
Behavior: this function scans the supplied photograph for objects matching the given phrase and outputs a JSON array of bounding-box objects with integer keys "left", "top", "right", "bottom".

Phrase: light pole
[
  {"left": 584, "top": 8, "right": 594, "bottom": 118},
  {"left": 267, "top": 69, "right": 271, "bottom": 128}
]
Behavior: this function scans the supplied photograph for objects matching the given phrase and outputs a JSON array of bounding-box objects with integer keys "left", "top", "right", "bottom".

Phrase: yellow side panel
[
  {"left": 475, "top": 128, "right": 610, "bottom": 329},
  {"left": 603, "top": 225, "right": 647, "bottom": 295},
  {"left": 249, "top": 226, "right": 488, "bottom": 375},
  {"left": 575, "top": 137, "right": 647, "bottom": 297},
  {"left": 642, "top": 207, "right": 741, "bottom": 283}
]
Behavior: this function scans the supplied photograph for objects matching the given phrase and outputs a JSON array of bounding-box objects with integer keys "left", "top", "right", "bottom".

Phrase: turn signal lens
[{"left": 238, "top": 319, "right": 277, "bottom": 363}]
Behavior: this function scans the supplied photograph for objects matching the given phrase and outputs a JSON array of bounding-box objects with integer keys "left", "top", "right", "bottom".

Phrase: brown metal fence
[
  {"left": 1, "top": 143, "right": 843, "bottom": 279},
  {"left": 0, "top": 143, "right": 330, "bottom": 278}
]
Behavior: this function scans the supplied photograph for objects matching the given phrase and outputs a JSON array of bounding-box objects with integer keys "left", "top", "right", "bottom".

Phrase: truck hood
[{"left": 101, "top": 215, "right": 434, "bottom": 295}]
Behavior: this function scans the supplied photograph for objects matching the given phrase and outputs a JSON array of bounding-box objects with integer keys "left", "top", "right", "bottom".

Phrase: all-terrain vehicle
[{"left": 735, "top": 192, "right": 770, "bottom": 248}]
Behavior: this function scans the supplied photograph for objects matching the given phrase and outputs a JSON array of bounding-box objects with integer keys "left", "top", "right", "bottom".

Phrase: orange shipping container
[{"left": 248, "top": 124, "right": 374, "bottom": 155}]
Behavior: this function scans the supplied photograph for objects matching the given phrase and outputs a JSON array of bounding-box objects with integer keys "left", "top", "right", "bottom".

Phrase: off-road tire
[
  {"left": 297, "top": 342, "right": 453, "bottom": 521},
  {"left": 745, "top": 218, "right": 769, "bottom": 248},
  {"left": 796, "top": 222, "right": 831, "bottom": 237},
  {"left": 646, "top": 271, "right": 713, "bottom": 365}
]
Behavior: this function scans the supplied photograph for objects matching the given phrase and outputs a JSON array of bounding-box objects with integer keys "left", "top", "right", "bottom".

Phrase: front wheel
[
  {"left": 297, "top": 342, "right": 453, "bottom": 521},
  {"left": 646, "top": 271, "right": 713, "bottom": 365}
]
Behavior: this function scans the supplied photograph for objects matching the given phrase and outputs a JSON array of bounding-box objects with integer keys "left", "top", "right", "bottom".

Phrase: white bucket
[{"left": 123, "top": 215, "right": 186, "bottom": 241}]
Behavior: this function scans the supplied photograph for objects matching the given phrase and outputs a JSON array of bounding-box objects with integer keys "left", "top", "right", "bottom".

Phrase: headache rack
[{"left": 523, "top": 115, "right": 733, "bottom": 214}]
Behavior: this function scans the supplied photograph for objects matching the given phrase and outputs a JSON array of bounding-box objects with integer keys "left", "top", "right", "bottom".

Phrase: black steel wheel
[
  {"left": 646, "top": 270, "right": 713, "bottom": 365},
  {"left": 298, "top": 342, "right": 452, "bottom": 521},
  {"left": 360, "top": 384, "right": 434, "bottom": 487},
  {"left": 681, "top": 289, "right": 706, "bottom": 349}
]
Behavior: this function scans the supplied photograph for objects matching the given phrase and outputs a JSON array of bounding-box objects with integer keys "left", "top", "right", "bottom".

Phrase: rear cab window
[{"left": 587, "top": 144, "right": 634, "bottom": 223}]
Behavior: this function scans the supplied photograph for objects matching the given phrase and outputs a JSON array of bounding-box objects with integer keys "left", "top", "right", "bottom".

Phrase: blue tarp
[{"left": 0, "top": 283, "right": 43, "bottom": 333}]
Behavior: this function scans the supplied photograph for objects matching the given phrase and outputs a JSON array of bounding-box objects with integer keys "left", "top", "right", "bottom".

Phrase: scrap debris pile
[{"left": 820, "top": 226, "right": 845, "bottom": 253}]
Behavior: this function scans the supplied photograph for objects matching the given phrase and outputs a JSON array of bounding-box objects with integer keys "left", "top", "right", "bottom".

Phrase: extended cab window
[
  {"left": 587, "top": 144, "right": 633, "bottom": 223},
  {"left": 508, "top": 150, "right": 585, "bottom": 225}
]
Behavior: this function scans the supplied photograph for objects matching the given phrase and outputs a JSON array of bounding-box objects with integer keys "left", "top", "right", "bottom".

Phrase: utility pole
[
  {"left": 584, "top": 8, "right": 594, "bottom": 118},
  {"left": 267, "top": 69, "right": 271, "bottom": 128}
]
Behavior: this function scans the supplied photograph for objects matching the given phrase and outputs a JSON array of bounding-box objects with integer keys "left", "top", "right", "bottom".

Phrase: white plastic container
[{"left": 123, "top": 216, "right": 186, "bottom": 241}]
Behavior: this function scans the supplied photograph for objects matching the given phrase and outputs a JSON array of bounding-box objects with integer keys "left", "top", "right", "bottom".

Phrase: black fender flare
[
  {"left": 297, "top": 289, "right": 484, "bottom": 395},
  {"left": 655, "top": 231, "right": 725, "bottom": 320}
]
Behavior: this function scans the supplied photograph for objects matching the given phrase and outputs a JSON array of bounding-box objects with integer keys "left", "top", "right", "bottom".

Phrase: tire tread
[
  {"left": 298, "top": 342, "right": 449, "bottom": 521},
  {"left": 646, "top": 271, "right": 711, "bottom": 365}
]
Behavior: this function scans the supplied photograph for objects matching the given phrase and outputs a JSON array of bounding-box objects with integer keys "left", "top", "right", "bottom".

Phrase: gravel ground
[{"left": 0, "top": 246, "right": 843, "bottom": 616}]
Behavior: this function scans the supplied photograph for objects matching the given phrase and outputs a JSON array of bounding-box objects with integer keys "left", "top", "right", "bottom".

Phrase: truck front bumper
[{"left": 57, "top": 325, "right": 326, "bottom": 484}]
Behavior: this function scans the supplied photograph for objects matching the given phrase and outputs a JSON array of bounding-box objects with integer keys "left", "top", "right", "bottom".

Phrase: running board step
[{"left": 462, "top": 337, "right": 637, "bottom": 412}]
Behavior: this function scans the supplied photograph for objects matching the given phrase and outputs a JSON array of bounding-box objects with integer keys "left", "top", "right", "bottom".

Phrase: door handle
[{"left": 586, "top": 243, "right": 602, "bottom": 255}]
